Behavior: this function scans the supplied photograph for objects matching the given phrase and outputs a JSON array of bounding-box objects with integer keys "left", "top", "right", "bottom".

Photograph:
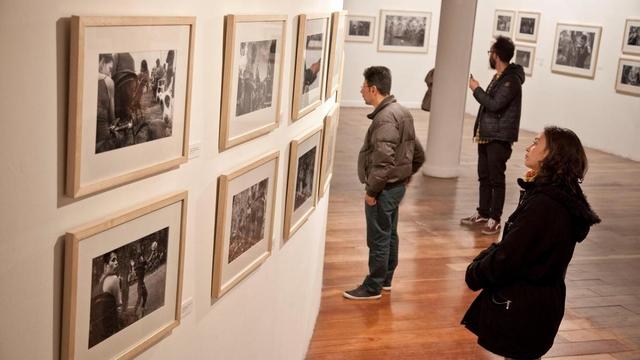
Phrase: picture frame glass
[
  {"left": 514, "top": 45, "right": 535, "bottom": 76},
  {"left": 300, "top": 18, "right": 328, "bottom": 109},
  {"left": 493, "top": 10, "right": 515, "bottom": 38},
  {"left": 616, "top": 58, "right": 640, "bottom": 95},
  {"left": 346, "top": 15, "right": 375, "bottom": 42},
  {"left": 551, "top": 23, "right": 602, "bottom": 78},
  {"left": 378, "top": 10, "right": 431, "bottom": 53},
  {"left": 515, "top": 12, "right": 540, "bottom": 42},
  {"left": 319, "top": 107, "right": 340, "bottom": 196},
  {"left": 327, "top": 12, "right": 347, "bottom": 98},
  {"left": 623, "top": 19, "right": 640, "bottom": 55}
]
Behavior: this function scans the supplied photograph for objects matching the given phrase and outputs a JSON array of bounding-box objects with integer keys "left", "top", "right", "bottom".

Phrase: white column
[{"left": 422, "top": 0, "right": 478, "bottom": 178}]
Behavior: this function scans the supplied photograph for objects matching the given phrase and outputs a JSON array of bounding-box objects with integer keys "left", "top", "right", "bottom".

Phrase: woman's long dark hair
[{"left": 536, "top": 126, "right": 588, "bottom": 190}]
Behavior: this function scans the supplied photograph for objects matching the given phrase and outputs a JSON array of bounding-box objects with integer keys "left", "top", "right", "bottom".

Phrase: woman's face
[
  {"left": 525, "top": 131, "right": 548, "bottom": 171},
  {"left": 106, "top": 252, "right": 118, "bottom": 273}
]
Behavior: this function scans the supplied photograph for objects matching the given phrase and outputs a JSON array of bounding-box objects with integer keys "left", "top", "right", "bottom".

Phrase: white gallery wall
[
  {"left": 467, "top": 0, "right": 640, "bottom": 160},
  {"left": 341, "top": 0, "right": 442, "bottom": 108},
  {"left": 0, "top": 0, "right": 341, "bottom": 359}
]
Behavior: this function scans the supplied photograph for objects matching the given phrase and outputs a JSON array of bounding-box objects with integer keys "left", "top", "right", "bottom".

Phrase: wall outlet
[
  {"left": 181, "top": 297, "right": 194, "bottom": 317},
  {"left": 188, "top": 142, "right": 202, "bottom": 159}
]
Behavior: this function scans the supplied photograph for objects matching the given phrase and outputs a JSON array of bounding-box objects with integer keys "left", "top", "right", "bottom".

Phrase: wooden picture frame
[
  {"left": 493, "top": 10, "right": 515, "bottom": 38},
  {"left": 212, "top": 151, "right": 279, "bottom": 298},
  {"left": 219, "top": 15, "right": 287, "bottom": 151},
  {"left": 62, "top": 191, "right": 187, "bottom": 360},
  {"left": 551, "top": 23, "right": 602, "bottom": 79},
  {"left": 325, "top": 11, "right": 347, "bottom": 100},
  {"left": 615, "top": 57, "right": 640, "bottom": 96},
  {"left": 319, "top": 104, "right": 340, "bottom": 198},
  {"left": 514, "top": 44, "right": 536, "bottom": 76},
  {"left": 622, "top": 18, "right": 640, "bottom": 55},
  {"left": 291, "top": 14, "right": 330, "bottom": 121},
  {"left": 66, "top": 16, "right": 195, "bottom": 198},
  {"left": 515, "top": 11, "right": 541, "bottom": 42},
  {"left": 345, "top": 15, "right": 376, "bottom": 42},
  {"left": 378, "top": 9, "right": 431, "bottom": 53},
  {"left": 283, "top": 127, "right": 323, "bottom": 240}
]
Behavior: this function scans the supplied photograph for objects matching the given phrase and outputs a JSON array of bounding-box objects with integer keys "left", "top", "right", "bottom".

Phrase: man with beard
[{"left": 461, "top": 36, "right": 525, "bottom": 235}]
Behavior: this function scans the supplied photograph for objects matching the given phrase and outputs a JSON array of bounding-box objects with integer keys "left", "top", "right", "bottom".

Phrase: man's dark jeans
[
  {"left": 363, "top": 184, "right": 406, "bottom": 293},
  {"left": 477, "top": 141, "right": 512, "bottom": 220}
]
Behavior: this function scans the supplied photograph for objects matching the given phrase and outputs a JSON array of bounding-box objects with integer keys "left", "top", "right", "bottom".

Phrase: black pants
[{"left": 477, "top": 141, "right": 512, "bottom": 220}]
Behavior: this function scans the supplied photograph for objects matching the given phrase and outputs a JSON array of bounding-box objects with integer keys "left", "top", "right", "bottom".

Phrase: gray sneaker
[{"left": 460, "top": 212, "right": 489, "bottom": 226}]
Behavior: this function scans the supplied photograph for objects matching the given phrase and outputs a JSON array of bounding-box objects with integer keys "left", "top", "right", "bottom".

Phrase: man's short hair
[
  {"left": 363, "top": 66, "right": 391, "bottom": 95},
  {"left": 492, "top": 36, "right": 515, "bottom": 63}
]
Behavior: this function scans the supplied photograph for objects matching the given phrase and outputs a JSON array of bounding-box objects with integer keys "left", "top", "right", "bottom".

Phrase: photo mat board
[
  {"left": 219, "top": 15, "right": 287, "bottom": 150},
  {"left": 616, "top": 57, "right": 640, "bottom": 96},
  {"left": 283, "top": 127, "right": 323, "bottom": 240},
  {"left": 378, "top": 9, "right": 431, "bottom": 53},
  {"left": 212, "top": 152, "right": 279, "bottom": 298},
  {"left": 551, "top": 23, "right": 602, "bottom": 79},
  {"left": 62, "top": 191, "right": 187, "bottom": 360},
  {"left": 515, "top": 11, "right": 541, "bottom": 42},
  {"left": 291, "top": 14, "right": 330, "bottom": 121},
  {"left": 326, "top": 11, "right": 347, "bottom": 99},
  {"left": 319, "top": 104, "right": 340, "bottom": 198},
  {"left": 66, "top": 16, "right": 195, "bottom": 198},
  {"left": 346, "top": 15, "right": 376, "bottom": 42},
  {"left": 514, "top": 44, "right": 536, "bottom": 76},
  {"left": 493, "top": 10, "right": 515, "bottom": 38},
  {"left": 622, "top": 18, "right": 640, "bottom": 55}
]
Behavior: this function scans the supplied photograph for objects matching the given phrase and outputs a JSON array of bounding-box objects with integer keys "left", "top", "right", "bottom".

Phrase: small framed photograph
[
  {"left": 212, "top": 151, "right": 279, "bottom": 298},
  {"left": 622, "top": 19, "right": 640, "bottom": 55},
  {"left": 551, "top": 23, "right": 602, "bottom": 79},
  {"left": 66, "top": 16, "right": 195, "bottom": 198},
  {"left": 346, "top": 15, "right": 376, "bottom": 42},
  {"left": 291, "top": 14, "right": 330, "bottom": 121},
  {"left": 493, "top": 10, "right": 515, "bottom": 38},
  {"left": 219, "top": 15, "right": 287, "bottom": 151},
  {"left": 283, "top": 127, "right": 323, "bottom": 240},
  {"left": 615, "top": 58, "right": 640, "bottom": 96},
  {"left": 325, "top": 11, "right": 347, "bottom": 99},
  {"left": 62, "top": 191, "right": 187, "bottom": 360},
  {"left": 378, "top": 9, "right": 431, "bottom": 53},
  {"left": 318, "top": 104, "right": 340, "bottom": 198},
  {"left": 515, "top": 11, "right": 541, "bottom": 42},
  {"left": 514, "top": 44, "right": 536, "bottom": 76}
]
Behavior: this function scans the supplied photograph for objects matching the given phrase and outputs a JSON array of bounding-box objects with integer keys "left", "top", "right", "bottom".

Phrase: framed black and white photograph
[
  {"left": 514, "top": 44, "right": 536, "bottom": 76},
  {"left": 67, "top": 16, "right": 195, "bottom": 198},
  {"left": 62, "top": 192, "right": 187, "bottom": 360},
  {"left": 515, "top": 11, "right": 541, "bottom": 42},
  {"left": 212, "top": 152, "right": 278, "bottom": 298},
  {"left": 622, "top": 19, "right": 640, "bottom": 55},
  {"left": 319, "top": 104, "right": 340, "bottom": 198},
  {"left": 219, "top": 15, "right": 287, "bottom": 150},
  {"left": 378, "top": 9, "right": 431, "bottom": 53},
  {"left": 284, "top": 127, "right": 323, "bottom": 240},
  {"left": 291, "top": 14, "right": 330, "bottom": 121},
  {"left": 493, "top": 10, "right": 515, "bottom": 38},
  {"left": 346, "top": 15, "right": 376, "bottom": 42},
  {"left": 326, "top": 11, "right": 347, "bottom": 99},
  {"left": 615, "top": 58, "right": 640, "bottom": 96},
  {"left": 551, "top": 23, "right": 602, "bottom": 79}
]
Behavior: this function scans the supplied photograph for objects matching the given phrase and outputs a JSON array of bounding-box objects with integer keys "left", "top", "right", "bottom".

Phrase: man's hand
[
  {"left": 365, "top": 193, "right": 377, "bottom": 206},
  {"left": 469, "top": 76, "right": 479, "bottom": 91}
]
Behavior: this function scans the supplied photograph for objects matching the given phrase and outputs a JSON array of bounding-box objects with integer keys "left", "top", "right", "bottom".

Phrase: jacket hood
[
  {"left": 518, "top": 179, "right": 601, "bottom": 242},
  {"left": 367, "top": 95, "right": 396, "bottom": 119},
  {"left": 505, "top": 63, "right": 525, "bottom": 85}
]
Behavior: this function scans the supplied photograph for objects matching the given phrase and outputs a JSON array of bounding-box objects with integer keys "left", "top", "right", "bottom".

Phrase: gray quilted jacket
[{"left": 357, "top": 95, "right": 425, "bottom": 197}]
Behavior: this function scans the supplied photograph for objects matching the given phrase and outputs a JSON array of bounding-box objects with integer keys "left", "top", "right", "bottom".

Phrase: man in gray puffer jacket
[{"left": 343, "top": 66, "right": 425, "bottom": 300}]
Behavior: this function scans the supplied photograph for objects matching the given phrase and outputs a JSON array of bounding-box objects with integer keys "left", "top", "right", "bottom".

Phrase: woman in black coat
[{"left": 461, "top": 126, "right": 601, "bottom": 360}]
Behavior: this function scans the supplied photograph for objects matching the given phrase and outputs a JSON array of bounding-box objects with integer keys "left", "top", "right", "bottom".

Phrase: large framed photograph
[
  {"left": 325, "top": 11, "right": 347, "bottom": 100},
  {"left": 615, "top": 58, "right": 640, "bottom": 96},
  {"left": 493, "top": 10, "right": 515, "bottom": 38},
  {"left": 212, "top": 152, "right": 279, "bottom": 298},
  {"left": 62, "top": 192, "right": 187, "bottom": 360},
  {"left": 378, "top": 9, "right": 431, "bottom": 53},
  {"left": 319, "top": 104, "right": 340, "bottom": 198},
  {"left": 551, "top": 23, "right": 602, "bottom": 79},
  {"left": 514, "top": 44, "right": 536, "bottom": 76},
  {"left": 291, "top": 14, "right": 330, "bottom": 121},
  {"left": 66, "top": 16, "right": 195, "bottom": 198},
  {"left": 283, "top": 127, "right": 323, "bottom": 240},
  {"left": 219, "top": 15, "right": 287, "bottom": 151},
  {"left": 515, "top": 11, "right": 541, "bottom": 42},
  {"left": 346, "top": 15, "right": 376, "bottom": 42},
  {"left": 622, "top": 19, "right": 640, "bottom": 55}
]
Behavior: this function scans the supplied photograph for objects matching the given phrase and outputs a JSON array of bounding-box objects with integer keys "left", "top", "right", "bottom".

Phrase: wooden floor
[{"left": 306, "top": 107, "right": 640, "bottom": 360}]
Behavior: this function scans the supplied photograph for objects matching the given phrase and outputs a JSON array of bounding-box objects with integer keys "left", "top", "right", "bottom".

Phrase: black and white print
[
  {"left": 229, "top": 178, "right": 269, "bottom": 262},
  {"left": 497, "top": 15, "right": 512, "bottom": 33},
  {"left": 519, "top": 17, "right": 535, "bottom": 35},
  {"left": 383, "top": 15, "right": 426, "bottom": 47},
  {"left": 95, "top": 50, "right": 175, "bottom": 154},
  {"left": 294, "top": 147, "right": 317, "bottom": 210},
  {"left": 303, "top": 33, "right": 323, "bottom": 95},
  {"left": 516, "top": 49, "right": 531, "bottom": 68},
  {"left": 349, "top": 20, "right": 371, "bottom": 36},
  {"left": 235, "top": 40, "right": 276, "bottom": 117},
  {"left": 88, "top": 227, "right": 168, "bottom": 348},
  {"left": 555, "top": 30, "right": 596, "bottom": 69},
  {"left": 621, "top": 64, "right": 640, "bottom": 86}
]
